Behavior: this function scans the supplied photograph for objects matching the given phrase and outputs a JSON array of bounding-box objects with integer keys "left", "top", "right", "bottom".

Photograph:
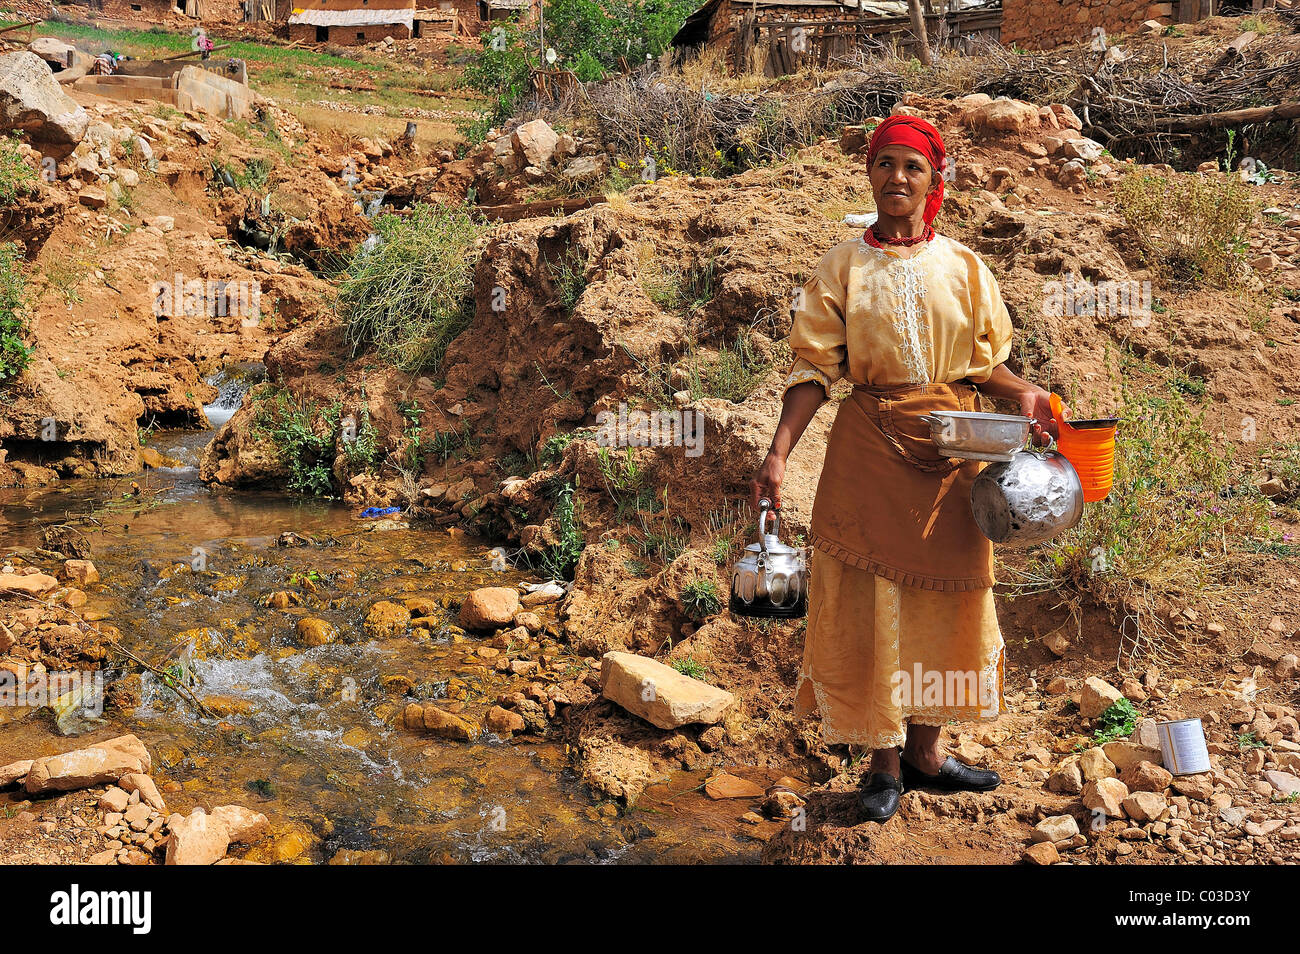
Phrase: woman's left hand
[{"left": 1019, "top": 387, "right": 1060, "bottom": 446}]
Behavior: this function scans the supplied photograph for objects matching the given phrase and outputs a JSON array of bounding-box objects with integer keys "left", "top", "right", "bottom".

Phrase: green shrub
[
  {"left": 1114, "top": 170, "right": 1255, "bottom": 288},
  {"left": 338, "top": 204, "right": 483, "bottom": 374},
  {"left": 0, "top": 242, "right": 30, "bottom": 381},
  {"left": 680, "top": 577, "right": 722, "bottom": 619},
  {"left": 252, "top": 389, "right": 339, "bottom": 496},
  {"left": 1010, "top": 361, "right": 1271, "bottom": 618},
  {"left": 539, "top": 481, "right": 585, "bottom": 580},
  {"left": 0, "top": 135, "right": 35, "bottom": 205}
]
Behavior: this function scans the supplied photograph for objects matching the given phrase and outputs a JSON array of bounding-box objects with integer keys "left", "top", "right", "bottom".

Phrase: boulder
[
  {"left": 97, "top": 786, "right": 130, "bottom": 813},
  {"left": 1062, "top": 137, "right": 1105, "bottom": 162},
  {"left": 1102, "top": 741, "right": 1163, "bottom": 772},
  {"left": 1079, "top": 676, "right": 1124, "bottom": 718},
  {"left": 1122, "top": 791, "right": 1168, "bottom": 823},
  {"left": 59, "top": 559, "right": 99, "bottom": 586},
  {"left": 1170, "top": 772, "right": 1214, "bottom": 800},
  {"left": 1032, "top": 814, "right": 1079, "bottom": 843},
  {"left": 0, "top": 571, "right": 58, "bottom": 596},
  {"left": 24, "top": 734, "right": 150, "bottom": 793},
  {"left": 561, "top": 155, "right": 606, "bottom": 182},
  {"left": 485, "top": 705, "right": 526, "bottom": 737},
  {"left": 1263, "top": 770, "right": 1300, "bottom": 797},
  {"left": 1121, "top": 760, "right": 1173, "bottom": 793},
  {"left": 600, "top": 651, "right": 735, "bottom": 729},
  {"left": 118, "top": 772, "right": 166, "bottom": 812},
  {"left": 1078, "top": 746, "right": 1117, "bottom": 781},
  {"left": 704, "top": 773, "right": 765, "bottom": 799},
  {"left": 458, "top": 587, "right": 519, "bottom": 629},
  {"left": 421, "top": 705, "right": 479, "bottom": 741},
  {"left": 963, "top": 97, "right": 1040, "bottom": 134},
  {"left": 1023, "top": 841, "right": 1059, "bottom": 865},
  {"left": 0, "top": 52, "right": 88, "bottom": 155},
  {"left": 0, "top": 759, "right": 33, "bottom": 787},
  {"left": 1046, "top": 758, "right": 1083, "bottom": 794},
  {"left": 28, "top": 37, "right": 76, "bottom": 68},
  {"left": 363, "top": 601, "right": 410, "bottom": 638},
  {"left": 164, "top": 809, "right": 230, "bottom": 865},
  {"left": 211, "top": 805, "right": 269, "bottom": 844},
  {"left": 511, "top": 118, "right": 558, "bottom": 168},
  {"left": 1082, "top": 776, "right": 1129, "bottom": 818},
  {"left": 295, "top": 617, "right": 337, "bottom": 647}
]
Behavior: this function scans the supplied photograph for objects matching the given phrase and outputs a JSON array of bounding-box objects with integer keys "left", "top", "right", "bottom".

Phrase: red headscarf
[{"left": 866, "top": 115, "right": 947, "bottom": 225}]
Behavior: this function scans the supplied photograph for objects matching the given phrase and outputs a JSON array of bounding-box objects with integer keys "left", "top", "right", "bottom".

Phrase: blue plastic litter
[{"left": 359, "top": 507, "right": 401, "bottom": 519}]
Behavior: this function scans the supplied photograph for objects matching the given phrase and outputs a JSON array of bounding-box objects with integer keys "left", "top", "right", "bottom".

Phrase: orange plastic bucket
[{"left": 1051, "top": 393, "right": 1116, "bottom": 503}]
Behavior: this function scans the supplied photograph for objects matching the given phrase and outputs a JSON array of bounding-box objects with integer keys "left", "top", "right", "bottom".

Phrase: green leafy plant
[
  {"left": 1114, "top": 169, "right": 1255, "bottom": 288},
  {"left": 0, "top": 242, "right": 30, "bottom": 381},
  {"left": 252, "top": 388, "right": 339, "bottom": 497},
  {"left": 539, "top": 481, "right": 586, "bottom": 581},
  {"left": 1093, "top": 697, "right": 1138, "bottom": 746},
  {"left": 0, "top": 134, "right": 35, "bottom": 205}
]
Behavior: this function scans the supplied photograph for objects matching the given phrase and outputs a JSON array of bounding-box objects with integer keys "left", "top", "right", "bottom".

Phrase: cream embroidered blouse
[{"left": 783, "top": 234, "right": 1015, "bottom": 398}]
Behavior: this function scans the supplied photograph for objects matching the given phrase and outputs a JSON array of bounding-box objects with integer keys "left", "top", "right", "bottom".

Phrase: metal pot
[
  {"left": 970, "top": 448, "right": 1084, "bottom": 546},
  {"left": 918, "top": 411, "right": 1034, "bottom": 462},
  {"left": 730, "top": 498, "right": 808, "bottom": 619}
]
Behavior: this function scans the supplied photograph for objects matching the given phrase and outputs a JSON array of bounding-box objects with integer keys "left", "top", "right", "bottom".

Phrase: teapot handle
[{"left": 758, "top": 497, "right": 781, "bottom": 549}]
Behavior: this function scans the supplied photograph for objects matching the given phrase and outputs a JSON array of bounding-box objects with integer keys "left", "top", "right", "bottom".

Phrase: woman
[{"left": 752, "top": 115, "right": 1061, "bottom": 823}]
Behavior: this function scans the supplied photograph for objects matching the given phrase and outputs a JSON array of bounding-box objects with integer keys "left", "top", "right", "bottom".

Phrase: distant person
[
  {"left": 198, "top": 33, "right": 214, "bottom": 60},
  {"left": 91, "top": 52, "right": 119, "bottom": 76}
]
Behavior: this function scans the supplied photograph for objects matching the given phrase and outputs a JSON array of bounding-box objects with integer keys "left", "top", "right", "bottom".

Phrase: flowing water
[{"left": 0, "top": 372, "right": 761, "bottom": 864}]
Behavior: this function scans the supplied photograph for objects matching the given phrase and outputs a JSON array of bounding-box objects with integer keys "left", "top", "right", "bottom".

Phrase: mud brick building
[
  {"left": 1000, "top": 0, "right": 1223, "bottom": 50},
  {"left": 287, "top": 0, "right": 416, "bottom": 43}
]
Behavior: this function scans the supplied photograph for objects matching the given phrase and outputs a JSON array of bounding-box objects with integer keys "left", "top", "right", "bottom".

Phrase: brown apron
[{"left": 809, "top": 381, "right": 995, "bottom": 592}]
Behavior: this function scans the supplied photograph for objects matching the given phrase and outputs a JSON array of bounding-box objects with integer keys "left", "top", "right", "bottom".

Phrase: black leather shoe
[
  {"left": 857, "top": 771, "right": 904, "bottom": 822},
  {"left": 901, "top": 755, "right": 1001, "bottom": 792}
]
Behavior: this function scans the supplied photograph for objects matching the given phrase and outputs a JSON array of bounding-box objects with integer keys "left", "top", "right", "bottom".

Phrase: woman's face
[{"left": 870, "top": 144, "right": 938, "bottom": 220}]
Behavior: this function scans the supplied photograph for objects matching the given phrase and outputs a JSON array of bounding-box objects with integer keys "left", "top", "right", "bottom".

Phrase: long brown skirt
[{"left": 794, "top": 381, "right": 1006, "bottom": 748}]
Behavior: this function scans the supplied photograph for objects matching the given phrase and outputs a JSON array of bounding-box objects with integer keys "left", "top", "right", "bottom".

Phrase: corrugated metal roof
[
  {"left": 288, "top": 8, "right": 414, "bottom": 27},
  {"left": 413, "top": 8, "right": 455, "bottom": 19},
  {"left": 487, "top": 0, "right": 530, "bottom": 9}
]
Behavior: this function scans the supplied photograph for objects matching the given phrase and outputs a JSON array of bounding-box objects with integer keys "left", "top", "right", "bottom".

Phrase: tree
[{"left": 906, "top": 0, "right": 932, "bottom": 67}]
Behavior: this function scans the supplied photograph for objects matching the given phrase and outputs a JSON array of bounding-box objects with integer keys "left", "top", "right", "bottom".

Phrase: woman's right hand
[{"left": 752, "top": 450, "right": 786, "bottom": 511}]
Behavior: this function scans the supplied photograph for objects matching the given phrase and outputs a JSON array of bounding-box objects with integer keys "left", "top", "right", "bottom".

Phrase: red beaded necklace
[{"left": 864, "top": 223, "right": 935, "bottom": 248}]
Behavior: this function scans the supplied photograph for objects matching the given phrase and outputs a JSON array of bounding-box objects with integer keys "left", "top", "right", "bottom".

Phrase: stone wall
[{"left": 1002, "top": 0, "right": 1175, "bottom": 50}]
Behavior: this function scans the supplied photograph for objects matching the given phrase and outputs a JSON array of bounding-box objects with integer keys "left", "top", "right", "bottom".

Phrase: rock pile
[{"left": 0, "top": 734, "right": 271, "bottom": 865}]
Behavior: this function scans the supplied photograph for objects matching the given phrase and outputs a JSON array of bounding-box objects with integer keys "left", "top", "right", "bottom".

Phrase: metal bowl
[{"left": 917, "top": 411, "right": 1034, "bottom": 462}]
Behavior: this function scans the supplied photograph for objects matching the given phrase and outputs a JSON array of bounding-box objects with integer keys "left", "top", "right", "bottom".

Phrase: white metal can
[{"left": 1155, "top": 718, "right": 1211, "bottom": 776}]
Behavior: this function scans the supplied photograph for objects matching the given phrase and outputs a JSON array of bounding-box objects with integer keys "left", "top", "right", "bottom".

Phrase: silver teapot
[
  {"left": 970, "top": 447, "right": 1084, "bottom": 547},
  {"left": 730, "top": 498, "right": 809, "bottom": 619}
]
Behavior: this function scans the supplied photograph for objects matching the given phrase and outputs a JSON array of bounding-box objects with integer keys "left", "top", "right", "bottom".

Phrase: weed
[
  {"left": 1093, "top": 698, "right": 1138, "bottom": 746},
  {"left": 0, "top": 242, "right": 29, "bottom": 381},
  {"left": 0, "top": 134, "right": 35, "bottom": 205},
  {"left": 339, "top": 203, "right": 483, "bottom": 374},
  {"left": 251, "top": 388, "right": 339, "bottom": 497},
  {"left": 1114, "top": 169, "right": 1255, "bottom": 288},
  {"left": 671, "top": 657, "right": 711, "bottom": 680},
  {"left": 538, "top": 481, "right": 586, "bottom": 581},
  {"left": 680, "top": 577, "right": 723, "bottom": 619}
]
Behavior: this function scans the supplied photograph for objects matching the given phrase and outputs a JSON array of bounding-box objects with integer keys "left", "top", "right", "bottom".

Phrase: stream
[{"left": 0, "top": 372, "right": 760, "bottom": 864}]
